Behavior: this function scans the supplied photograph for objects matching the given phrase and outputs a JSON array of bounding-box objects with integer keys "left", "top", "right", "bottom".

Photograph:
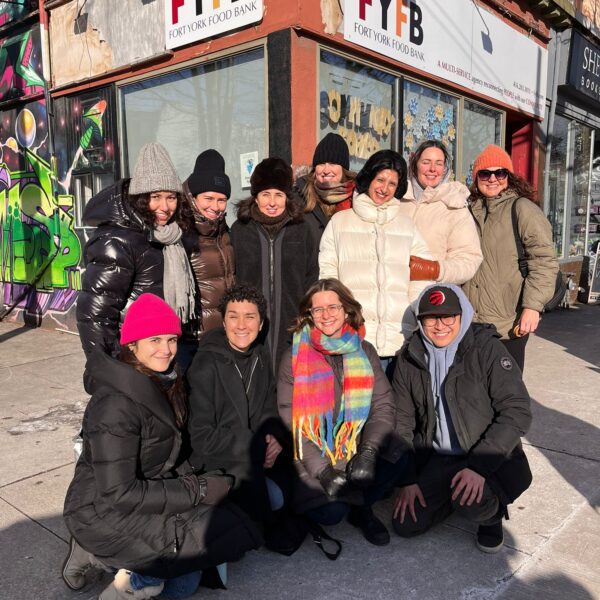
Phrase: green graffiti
[{"left": 0, "top": 149, "right": 81, "bottom": 294}]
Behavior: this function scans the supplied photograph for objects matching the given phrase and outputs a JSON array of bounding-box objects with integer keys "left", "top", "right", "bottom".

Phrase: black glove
[
  {"left": 197, "top": 475, "right": 234, "bottom": 505},
  {"left": 318, "top": 465, "right": 348, "bottom": 497},
  {"left": 346, "top": 445, "right": 377, "bottom": 488}
]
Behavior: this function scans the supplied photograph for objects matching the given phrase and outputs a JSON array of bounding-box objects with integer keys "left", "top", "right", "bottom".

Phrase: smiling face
[
  {"left": 314, "top": 163, "right": 343, "bottom": 185},
  {"left": 416, "top": 147, "right": 446, "bottom": 189},
  {"left": 310, "top": 290, "right": 347, "bottom": 338},
  {"left": 148, "top": 191, "right": 178, "bottom": 226},
  {"left": 223, "top": 300, "right": 263, "bottom": 352},
  {"left": 130, "top": 334, "right": 178, "bottom": 372},
  {"left": 368, "top": 169, "right": 399, "bottom": 205},
  {"left": 255, "top": 189, "right": 287, "bottom": 218},
  {"left": 421, "top": 314, "right": 461, "bottom": 348},
  {"left": 476, "top": 166, "right": 510, "bottom": 198},
  {"left": 194, "top": 191, "right": 228, "bottom": 220}
]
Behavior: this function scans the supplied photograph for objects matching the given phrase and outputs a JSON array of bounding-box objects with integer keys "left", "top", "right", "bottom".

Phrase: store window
[
  {"left": 547, "top": 115, "right": 569, "bottom": 258},
  {"left": 120, "top": 48, "right": 266, "bottom": 209},
  {"left": 590, "top": 134, "right": 600, "bottom": 254},
  {"left": 402, "top": 80, "right": 458, "bottom": 176},
  {"left": 461, "top": 101, "right": 503, "bottom": 186},
  {"left": 569, "top": 122, "right": 593, "bottom": 257},
  {"left": 319, "top": 50, "right": 395, "bottom": 171}
]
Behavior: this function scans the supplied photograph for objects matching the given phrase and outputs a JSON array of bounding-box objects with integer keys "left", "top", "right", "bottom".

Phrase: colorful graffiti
[
  {"left": 1, "top": 100, "right": 82, "bottom": 317},
  {"left": 0, "top": 1, "right": 33, "bottom": 28},
  {"left": 0, "top": 27, "right": 44, "bottom": 103}
]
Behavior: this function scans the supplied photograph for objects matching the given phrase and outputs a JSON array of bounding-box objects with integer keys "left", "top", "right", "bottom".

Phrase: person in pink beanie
[{"left": 62, "top": 293, "right": 261, "bottom": 599}]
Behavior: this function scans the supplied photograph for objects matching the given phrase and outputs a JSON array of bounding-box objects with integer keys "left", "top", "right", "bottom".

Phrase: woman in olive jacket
[{"left": 63, "top": 294, "right": 260, "bottom": 599}]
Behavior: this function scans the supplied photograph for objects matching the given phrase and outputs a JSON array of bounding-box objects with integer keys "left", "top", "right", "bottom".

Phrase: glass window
[
  {"left": 462, "top": 101, "right": 502, "bottom": 186},
  {"left": 589, "top": 132, "right": 600, "bottom": 254},
  {"left": 120, "top": 48, "right": 266, "bottom": 213},
  {"left": 547, "top": 115, "right": 569, "bottom": 258},
  {"left": 319, "top": 50, "right": 395, "bottom": 171},
  {"left": 402, "top": 80, "right": 459, "bottom": 176},
  {"left": 569, "top": 122, "right": 593, "bottom": 257}
]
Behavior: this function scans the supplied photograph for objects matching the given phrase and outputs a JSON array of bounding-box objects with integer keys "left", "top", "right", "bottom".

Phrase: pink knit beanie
[
  {"left": 472, "top": 144, "right": 514, "bottom": 181},
  {"left": 120, "top": 293, "right": 181, "bottom": 345}
]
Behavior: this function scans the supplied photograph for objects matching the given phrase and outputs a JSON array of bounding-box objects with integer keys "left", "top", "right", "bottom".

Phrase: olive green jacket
[{"left": 463, "top": 190, "right": 558, "bottom": 338}]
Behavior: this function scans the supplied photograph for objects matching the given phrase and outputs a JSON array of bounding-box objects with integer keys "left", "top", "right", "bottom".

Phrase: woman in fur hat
[
  {"left": 76, "top": 143, "right": 196, "bottom": 357},
  {"left": 230, "top": 157, "right": 319, "bottom": 374}
]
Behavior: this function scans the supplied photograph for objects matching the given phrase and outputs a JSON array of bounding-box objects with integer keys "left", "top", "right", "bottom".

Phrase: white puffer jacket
[
  {"left": 399, "top": 180, "right": 482, "bottom": 284},
  {"left": 319, "top": 192, "right": 433, "bottom": 357}
]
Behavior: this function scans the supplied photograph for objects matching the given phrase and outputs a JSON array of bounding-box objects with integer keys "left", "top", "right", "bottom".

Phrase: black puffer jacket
[
  {"left": 388, "top": 324, "right": 532, "bottom": 506},
  {"left": 187, "top": 328, "right": 289, "bottom": 518},
  {"left": 63, "top": 351, "right": 261, "bottom": 578},
  {"left": 76, "top": 180, "right": 164, "bottom": 355}
]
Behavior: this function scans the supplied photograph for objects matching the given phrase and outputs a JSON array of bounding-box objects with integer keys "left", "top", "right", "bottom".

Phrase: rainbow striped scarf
[{"left": 291, "top": 323, "right": 374, "bottom": 464}]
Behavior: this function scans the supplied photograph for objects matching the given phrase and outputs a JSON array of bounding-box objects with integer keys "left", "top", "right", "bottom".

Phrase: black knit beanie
[
  {"left": 187, "top": 149, "right": 231, "bottom": 198},
  {"left": 312, "top": 133, "right": 350, "bottom": 170},
  {"left": 250, "top": 158, "right": 293, "bottom": 197}
]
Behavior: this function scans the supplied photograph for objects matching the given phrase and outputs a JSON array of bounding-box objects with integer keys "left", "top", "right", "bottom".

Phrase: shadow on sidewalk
[{"left": 0, "top": 324, "right": 34, "bottom": 345}]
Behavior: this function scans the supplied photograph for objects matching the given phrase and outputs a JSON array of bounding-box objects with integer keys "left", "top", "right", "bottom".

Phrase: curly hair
[
  {"left": 355, "top": 149, "right": 408, "bottom": 199},
  {"left": 127, "top": 188, "right": 194, "bottom": 231},
  {"left": 292, "top": 278, "right": 364, "bottom": 333},
  {"left": 118, "top": 345, "right": 187, "bottom": 429},
  {"left": 408, "top": 140, "right": 450, "bottom": 181},
  {"left": 218, "top": 283, "right": 268, "bottom": 322},
  {"left": 469, "top": 171, "right": 538, "bottom": 204}
]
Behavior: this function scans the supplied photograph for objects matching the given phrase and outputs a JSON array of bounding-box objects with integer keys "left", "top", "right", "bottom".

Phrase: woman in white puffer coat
[
  {"left": 319, "top": 149, "right": 433, "bottom": 376},
  {"left": 399, "top": 140, "right": 482, "bottom": 284}
]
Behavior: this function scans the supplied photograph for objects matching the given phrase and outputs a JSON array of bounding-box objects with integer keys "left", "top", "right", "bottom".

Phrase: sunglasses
[{"left": 477, "top": 168, "right": 509, "bottom": 181}]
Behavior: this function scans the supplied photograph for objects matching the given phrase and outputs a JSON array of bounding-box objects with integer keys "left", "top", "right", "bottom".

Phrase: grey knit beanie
[{"left": 129, "top": 143, "right": 183, "bottom": 196}]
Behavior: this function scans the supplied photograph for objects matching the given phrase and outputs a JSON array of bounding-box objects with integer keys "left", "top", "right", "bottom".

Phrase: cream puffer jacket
[
  {"left": 400, "top": 180, "right": 483, "bottom": 284},
  {"left": 319, "top": 192, "right": 433, "bottom": 357}
]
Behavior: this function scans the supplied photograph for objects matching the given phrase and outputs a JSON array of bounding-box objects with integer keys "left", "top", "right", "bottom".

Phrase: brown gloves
[{"left": 410, "top": 256, "right": 440, "bottom": 281}]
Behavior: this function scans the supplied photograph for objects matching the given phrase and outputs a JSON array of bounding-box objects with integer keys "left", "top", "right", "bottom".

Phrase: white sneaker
[{"left": 99, "top": 569, "right": 164, "bottom": 599}]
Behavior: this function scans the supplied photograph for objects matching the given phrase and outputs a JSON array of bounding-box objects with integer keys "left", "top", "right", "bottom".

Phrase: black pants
[
  {"left": 392, "top": 453, "right": 500, "bottom": 538},
  {"left": 501, "top": 335, "right": 529, "bottom": 372}
]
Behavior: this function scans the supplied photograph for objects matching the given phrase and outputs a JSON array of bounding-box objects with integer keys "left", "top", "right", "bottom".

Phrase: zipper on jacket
[
  {"left": 173, "top": 514, "right": 182, "bottom": 553},
  {"left": 268, "top": 238, "right": 275, "bottom": 309}
]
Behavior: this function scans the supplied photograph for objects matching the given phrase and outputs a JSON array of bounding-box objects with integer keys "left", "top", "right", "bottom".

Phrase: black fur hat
[{"left": 250, "top": 157, "right": 293, "bottom": 197}]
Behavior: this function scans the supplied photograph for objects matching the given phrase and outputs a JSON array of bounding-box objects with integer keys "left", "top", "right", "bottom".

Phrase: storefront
[{"left": 544, "top": 27, "right": 600, "bottom": 296}]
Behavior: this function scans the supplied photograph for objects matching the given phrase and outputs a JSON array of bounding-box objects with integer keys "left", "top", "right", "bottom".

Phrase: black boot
[
  {"left": 347, "top": 506, "right": 390, "bottom": 546},
  {"left": 476, "top": 521, "right": 504, "bottom": 553}
]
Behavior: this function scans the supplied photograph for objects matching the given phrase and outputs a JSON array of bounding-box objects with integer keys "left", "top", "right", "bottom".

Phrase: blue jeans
[{"left": 130, "top": 571, "right": 201, "bottom": 600}]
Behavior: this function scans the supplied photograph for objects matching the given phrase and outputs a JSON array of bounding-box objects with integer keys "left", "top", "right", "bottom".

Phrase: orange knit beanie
[{"left": 472, "top": 144, "right": 513, "bottom": 181}]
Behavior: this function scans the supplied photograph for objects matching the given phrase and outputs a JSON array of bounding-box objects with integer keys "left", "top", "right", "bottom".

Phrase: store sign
[
  {"left": 164, "top": 0, "right": 263, "bottom": 50},
  {"left": 343, "top": 0, "right": 547, "bottom": 117},
  {"left": 567, "top": 29, "right": 600, "bottom": 103}
]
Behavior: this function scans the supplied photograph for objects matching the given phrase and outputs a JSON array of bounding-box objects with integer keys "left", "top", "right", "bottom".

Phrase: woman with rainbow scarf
[{"left": 277, "top": 279, "right": 396, "bottom": 546}]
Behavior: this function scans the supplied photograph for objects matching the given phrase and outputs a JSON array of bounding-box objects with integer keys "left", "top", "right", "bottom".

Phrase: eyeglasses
[
  {"left": 477, "top": 168, "right": 509, "bottom": 181},
  {"left": 421, "top": 315, "right": 457, "bottom": 327},
  {"left": 310, "top": 304, "right": 343, "bottom": 318}
]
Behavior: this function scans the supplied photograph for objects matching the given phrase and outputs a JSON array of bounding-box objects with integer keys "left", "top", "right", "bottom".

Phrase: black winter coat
[
  {"left": 388, "top": 324, "right": 532, "bottom": 506},
  {"left": 63, "top": 352, "right": 261, "bottom": 578},
  {"left": 230, "top": 216, "right": 319, "bottom": 374},
  {"left": 294, "top": 175, "right": 331, "bottom": 245},
  {"left": 76, "top": 180, "right": 164, "bottom": 355},
  {"left": 187, "top": 328, "right": 289, "bottom": 519}
]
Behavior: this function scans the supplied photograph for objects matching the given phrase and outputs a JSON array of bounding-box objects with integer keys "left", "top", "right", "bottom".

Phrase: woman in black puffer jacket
[{"left": 76, "top": 143, "right": 196, "bottom": 356}]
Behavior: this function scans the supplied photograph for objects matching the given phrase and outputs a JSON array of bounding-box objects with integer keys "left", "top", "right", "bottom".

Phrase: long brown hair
[
  {"left": 469, "top": 171, "right": 538, "bottom": 205},
  {"left": 292, "top": 278, "right": 364, "bottom": 333},
  {"left": 127, "top": 185, "right": 194, "bottom": 231},
  {"left": 302, "top": 168, "right": 356, "bottom": 215},
  {"left": 118, "top": 345, "right": 187, "bottom": 429}
]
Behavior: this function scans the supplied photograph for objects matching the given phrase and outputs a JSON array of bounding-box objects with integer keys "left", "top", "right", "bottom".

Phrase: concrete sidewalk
[{"left": 0, "top": 305, "right": 598, "bottom": 600}]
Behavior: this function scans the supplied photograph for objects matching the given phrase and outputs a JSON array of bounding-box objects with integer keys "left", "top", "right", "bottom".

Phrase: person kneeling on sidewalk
[
  {"left": 389, "top": 284, "right": 532, "bottom": 553},
  {"left": 62, "top": 294, "right": 260, "bottom": 599},
  {"left": 278, "top": 279, "right": 398, "bottom": 546}
]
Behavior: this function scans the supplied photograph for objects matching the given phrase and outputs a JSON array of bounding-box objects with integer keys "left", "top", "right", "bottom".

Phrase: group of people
[{"left": 63, "top": 133, "right": 558, "bottom": 599}]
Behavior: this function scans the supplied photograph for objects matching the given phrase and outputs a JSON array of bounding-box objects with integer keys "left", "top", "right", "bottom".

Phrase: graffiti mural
[
  {"left": 0, "top": 1, "right": 35, "bottom": 28},
  {"left": 0, "top": 27, "right": 44, "bottom": 103},
  {"left": 0, "top": 100, "right": 82, "bottom": 321}
]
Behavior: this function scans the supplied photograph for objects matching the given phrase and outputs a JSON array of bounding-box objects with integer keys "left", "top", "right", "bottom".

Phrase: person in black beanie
[
  {"left": 180, "top": 149, "right": 235, "bottom": 367},
  {"left": 295, "top": 133, "right": 356, "bottom": 245},
  {"left": 230, "top": 158, "right": 319, "bottom": 374}
]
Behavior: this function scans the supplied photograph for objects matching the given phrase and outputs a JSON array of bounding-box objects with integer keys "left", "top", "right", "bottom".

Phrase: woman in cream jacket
[
  {"left": 399, "top": 140, "right": 482, "bottom": 284},
  {"left": 319, "top": 150, "right": 433, "bottom": 372}
]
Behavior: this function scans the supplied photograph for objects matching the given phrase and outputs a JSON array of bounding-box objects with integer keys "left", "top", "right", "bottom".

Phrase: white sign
[
  {"left": 165, "top": 0, "right": 263, "bottom": 50},
  {"left": 343, "top": 0, "right": 547, "bottom": 118},
  {"left": 240, "top": 151, "right": 258, "bottom": 188}
]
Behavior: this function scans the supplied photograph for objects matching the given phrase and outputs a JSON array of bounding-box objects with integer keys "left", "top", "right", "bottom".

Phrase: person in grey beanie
[{"left": 76, "top": 142, "right": 196, "bottom": 357}]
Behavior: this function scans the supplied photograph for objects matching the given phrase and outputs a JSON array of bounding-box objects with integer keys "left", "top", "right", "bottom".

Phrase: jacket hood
[
  {"left": 198, "top": 326, "right": 265, "bottom": 361},
  {"left": 404, "top": 180, "right": 470, "bottom": 209},
  {"left": 83, "top": 179, "right": 145, "bottom": 231}
]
